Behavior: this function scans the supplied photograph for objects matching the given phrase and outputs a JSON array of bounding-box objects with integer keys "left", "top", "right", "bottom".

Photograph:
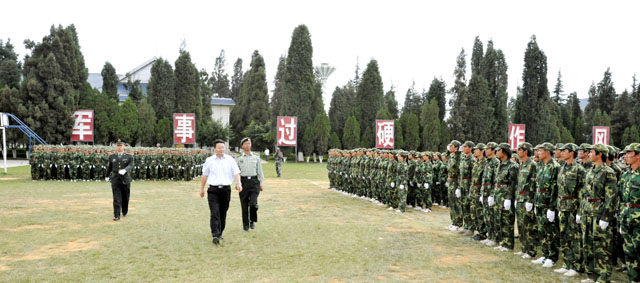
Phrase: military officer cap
[
  {"left": 541, "top": 142, "right": 555, "bottom": 152},
  {"left": 591, "top": 144, "right": 609, "bottom": 155},
  {"left": 579, "top": 143, "right": 592, "bottom": 151},
  {"left": 555, "top": 143, "right": 564, "bottom": 150},
  {"left": 115, "top": 138, "right": 125, "bottom": 146},
  {"left": 497, "top": 143, "right": 511, "bottom": 151},
  {"left": 560, "top": 143, "right": 578, "bottom": 152},
  {"left": 622, "top": 143, "right": 640, "bottom": 153},
  {"left": 486, "top": 142, "right": 498, "bottom": 149},
  {"left": 449, "top": 140, "right": 462, "bottom": 147},
  {"left": 517, "top": 142, "right": 533, "bottom": 150},
  {"left": 463, "top": 141, "right": 475, "bottom": 148},
  {"left": 474, "top": 143, "right": 486, "bottom": 150}
]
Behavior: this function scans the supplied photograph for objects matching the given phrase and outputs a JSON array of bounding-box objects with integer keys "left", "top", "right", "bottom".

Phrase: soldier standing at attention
[
  {"left": 554, "top": 143, "right": 585, "bottom": 277},
  {"left": 236, "top": 138, "right": 264, "bottom": 232},
  {"left": 618, "top": 143, "right": 640, "bottom": 283},
  {"left": 580, "top": 144, "right": 617, "bottom": 283},
  {"left": 514, "top": 142, "right": 538, "bottom": 259},
  {"left": 532, "top": 143, "right": 561, "bottom": 268},
  {"left": 447, "top": 140, "right": 462, "bottom": 231},
  {"left": 107, "top": 139, "right": 135, "bottom": 221},
  {"left": 470, "top": 143, "right": 486, "bottom": 240},
  {"left": 459, "top": 141, "right": 477, "bottom": 236},
  {"left": 493, "top": 143, "right": 519, "bottom": 252},
  {"left": 481, "top": 142, "right": 500, "bottom": 246},
  {"left": 274, "top": 148, "right": 284, "bottom": 177}
]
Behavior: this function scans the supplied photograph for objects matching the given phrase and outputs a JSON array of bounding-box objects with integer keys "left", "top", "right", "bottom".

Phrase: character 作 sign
[{"left": 508, "top": 124, "right": 526, "bottom": 150}]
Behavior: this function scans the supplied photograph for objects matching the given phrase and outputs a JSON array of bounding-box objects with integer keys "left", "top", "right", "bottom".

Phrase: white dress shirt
[{"left": 202, "top": 154, "right": 240, "bottom": 186}]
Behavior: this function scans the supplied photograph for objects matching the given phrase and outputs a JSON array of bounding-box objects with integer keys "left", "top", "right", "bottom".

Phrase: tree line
[{"left": 1, "top": 25, "right": 638, "bottom": 154}]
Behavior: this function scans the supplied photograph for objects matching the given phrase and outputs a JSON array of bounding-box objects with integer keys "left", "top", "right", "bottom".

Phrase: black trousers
[
  {"left": 207, "top": 185, "right": 231, "bottom": 238},
  {"left": 240, "top": 178, "right": 260, "bottom": 229},
  {"left": 111, "top": 182, "right": 130, "bottom": 217}
]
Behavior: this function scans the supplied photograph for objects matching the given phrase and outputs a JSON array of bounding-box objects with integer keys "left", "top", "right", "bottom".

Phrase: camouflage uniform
[
  {"left": 459, "top": 141, "right": 476, "bottom": 231},
  {"left": 395, "top": 152, "right": 409, "bottom": 212},
  {"left": 447, "top": 141, "right": 462, "bottom": 227},
  {"left": 470, "top": 144, "right": 486, "bottom": 234},
  {"left": 515, "top": 143, "right": 538, "bottom": 257},
  {"left": 494, "top": 143, "right": 519, "bottom": 249},
  {"left": 618, "top": 143, "right": 640, "bottom": 282},
  {"left": 534, "top": 143, "right": 561, "bottom": 264},
  {"left": 482, "top": 142, "right": 500, "bottom": 242}
]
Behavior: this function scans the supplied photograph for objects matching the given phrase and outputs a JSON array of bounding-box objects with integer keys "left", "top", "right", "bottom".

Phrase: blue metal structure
[{"left": 2, "top": 113, "right": 47, "bottom": 157}]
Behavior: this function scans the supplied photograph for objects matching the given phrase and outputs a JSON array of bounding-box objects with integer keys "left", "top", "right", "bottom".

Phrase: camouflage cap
[
  {"left": 517, "top": 142, "right": 533, "bottom": 150},
  {"left": 533, "top": 144, "right": 544, "bottom": 150},
  {"left": 592, "top": 144, "right": 609, "bottom": 155},
  {"left": 607, "top": 145, "right": 617, "bottom": 155},
  {"left": 622, "top": 143, "right": 640, "bottom": 153},
  {"left": 541, "top": 142, "right": 556, "bottom": 152},
  {"left": 474, "top": 143, "right": 486, "bottom": 150},
  {"left": 497, "top": 143, "right": 511, "bottom": 151},
  {"left": 560, "top": 143, "right": 578, "bottom": 152},
  {"left": 555, "top": 143, "right": 564, "bottom": 150},
  {"left": 449, "top": 140, "right": 462, "bottom": 147},
  {"left": 579, "top": 143, "right": 592, "bottom": 151},
  {"left": 485, "top": 142, "right": 498, "bottom": 149},
  {"left": 463, "top": 141, "right": 475, "bottom": 148}
]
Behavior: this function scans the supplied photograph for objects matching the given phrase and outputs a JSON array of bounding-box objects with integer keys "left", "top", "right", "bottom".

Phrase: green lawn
[{"left": 0, "top": 162, "right": 627, "bottom": 282}]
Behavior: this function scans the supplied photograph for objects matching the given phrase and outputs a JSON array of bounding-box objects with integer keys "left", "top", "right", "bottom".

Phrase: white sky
[{"left": 3, "top": 0, "right": 639, "bottom": 112}]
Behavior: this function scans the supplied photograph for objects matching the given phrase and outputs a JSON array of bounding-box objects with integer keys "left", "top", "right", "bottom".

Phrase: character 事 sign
[
  {"left": 173, "top": 113, "right": 196, "bottom": 144},
  {"left": 376, "top": 120, "right": 394, "bottom": 149},
  {"left": 508, "top": 124, "right": 525, "bottom": 150},
  {"left": 277, "top": 116, "right": 297, "bottom": 147},
  {"left": 71, "top": 110, "right": 94, "bottom": 142}
]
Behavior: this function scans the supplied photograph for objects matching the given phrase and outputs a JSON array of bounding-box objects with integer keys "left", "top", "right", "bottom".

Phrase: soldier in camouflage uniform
[
  {"left": 578, "top": 143, "right": 594, "bottom": 170},
  {"left": 459, "top": 141, "right": 476, "bottom": 235},
  {"left": 554, "top": 143, "right": 586, "bottom": 277},
  {"left": 514, "top": 142, "right": 538, "bottom": 259},
  {"left": 438, "top": 153, "right": 449, "bottom": 207},
  {"left": 447, "top": 140, "right": 462, "bottom": 231},
  {"left": 419, "top": 153, "right": 434, "bottom": 211},
  {"left": 619, "top": 143, "right": 640, "bottom": 282},
  {"left": 407, "top": 152, "right": 419, "bottom": 208},
  {"left": 531, "top": 143, "right": 561, "bottom": 268},
  {"left": 580, "top": 144, "right": 618, "bottom": 283},
  {"left": 493, "top": 143, "right": 519, "bottom": 251},
  {"left": 469, "top": 143, "right": 486, "bottom": 240},
  {"left": 481, "top": 142, "right": 500, "bottom": 246},
  {"left": 395, "top": 151, "right": 409, "bottom": 213}
]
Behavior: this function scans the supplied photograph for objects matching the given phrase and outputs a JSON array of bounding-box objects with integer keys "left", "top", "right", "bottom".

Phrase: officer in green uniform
[
  {"left": 619, "top": 143, "right": 640, "bottom": 282},
  {"left": 107, "top": 139, "right": 135, "bottom": 221},
  {"left": 514, "top": 142, "right": 538, "bottom": 259},
  {"left": 236, "top": 138, "right": 265, "bottom": 231}
]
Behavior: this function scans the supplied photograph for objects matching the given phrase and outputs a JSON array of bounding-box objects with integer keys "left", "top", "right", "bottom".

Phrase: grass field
[{"left": 0, "top": 162, "right": 628, "bottom": 282}]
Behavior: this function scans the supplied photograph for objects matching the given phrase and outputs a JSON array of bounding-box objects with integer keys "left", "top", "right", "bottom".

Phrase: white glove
[
  {"left": 488, "top": 196, "right": 495, "bottom": 207},
  {"left": 445, "top": 182, "right": 449, "bottom": 188},
  {"left": 390, "top": 182, "right": 395, "bottom": 188},
  {"left": 399, "top": 184, "right": 405, "bottom": 190},
  {"left": 504, "top": 199, "right": 511, "bottom": 211},
  {"left": 424, "top": 183, "right": 429, "bottom": 189},
  {"left": 410, "top": 181, "right": 414, "bottom": 186},
  {"left": 479, "top": 196, "right": 483, "bottom": 203},
  {"left": 620, "top": 226, "right": 623, "bottom": 234},
  {"left": 525, "top": 202, "right": 533, "bottom": 212},
  {"left": 546, "top": 210, "right": 555, "bottom": 223},
  {"left": 118, "top": 169, "right": 126, "bottom": 175},
  {"left": 362, "top": 177, "right": 365, "bottom": 180},
  {"left": 534, "top": 207, "right": 537, "bottom": 215},
  {"left": 598, "top": 220, "right": 609, "bottom": 230},
  {"left": 105, "top": 177, "right": 110, "bottom": 182},
  {"left": 576, "top": 215, "right": 581, "bottom": 224},
  {"left": 455, "top": 189, "right": 461, "bottom": 198},
  {"left": 436, "top": 182, "right": 440, "bottom": 185}
]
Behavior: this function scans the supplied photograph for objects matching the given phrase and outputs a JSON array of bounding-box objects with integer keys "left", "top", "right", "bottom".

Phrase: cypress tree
[
  {"left": 101, "top": 62, "right": 118, "bottom": 101},
  {"left": 439, "top": 120, "right": 451, "bottom": 151},
  {"left": 280, "top": 25, "right": 317, "bottom": 154},
  {"left": 313, "top": 113, "right": 331, "bottom": 155},
  {"left": 231, "top": 51, "right": 269, "bottom": 145},
  {"left": 482, "top": 42, "right": 509, "bottom": 141},
  {"left": 148, "top": 58, "right": 176, "bottom": 119},
  {"left": 155, "top": 117, "right": 172, "bottom": 147},
  {"left": 328, "top": 83, "right": 355, "bottom": 138},
  {"left": 230, "top": 58, "right": 243, "bottom": 101},
  {"left": 329, "top": 131, "right": 341, "bottom": 149},
  {"left": 426, "top": 78, "right": 446, "bottom": 121},
  {"left": 342, "top": 116, "right": 360, "bottom": 149},
  {"left": 611, "top": 90, "right": 632, "bottom": 146},
  {"left": 93, "top": 92, "right": 118, "bottom": 144},
  {"left": 420, "top": 99, "right": 440, "bottom": 151},
  {"left": 403, "top": 113, "right": 420, "bottom": 150},
  {"left": 394, "top": 119, "right": 404, "bottom": 149},
  {"left": 111, "top": 99, "right": 139, "bottom": 144},
  {"left": 596, "top": 68, "right": 616, "bottom": 115},
  {"left": 137, "top": 98, "right": 157, "bottom": 146},
  {"left": 622, "top": 125, "right": 640, "bottom": 146},
  {"left": 401, "top": 82, "right": 423, "bottom": 117},
  {"left": 271, "top": 55, "right": 286, "bottom": 138},
  {"left": 360, "top": 126, "right": 374, "bottom": 148},
  {"left": 447, "top": 48, "right": 469, "bottom": 141},
  {"left": 384, "top": 87, "right": 399, "bottom": 119},
  {"left": 123, "top": 75, "right": 142, "bottom": 105},
  {"left": 567, "top": 92, "right": 585, "bottom": 143},
  {"left": 302, "top": 126, "right": 315, "bottom": 157},
  {"left": 355, "top": 59, "right": 384, "bottom": 135},
  {"left": 466, "top": 71, "right": 492, "bottom": 142},
  {"left": 200, "top": 69, "right": 213, "bottom": 119},
  {"left": 211, "top": 49, "right": 231, "bottom": 98},
  {"left": 0, "top": 39, "right": 22, "bottom": 89},
  {"left": 174, "top": 49, "right": 203, "bottom": 145}
]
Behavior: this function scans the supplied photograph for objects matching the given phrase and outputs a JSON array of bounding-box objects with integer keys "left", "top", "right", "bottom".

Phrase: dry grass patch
[{"left": 1, "top": 238, "right": 110, "bottom": 261}]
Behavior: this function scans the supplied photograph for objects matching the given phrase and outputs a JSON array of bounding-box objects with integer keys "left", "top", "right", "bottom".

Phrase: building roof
[
  {"left": 211, "top": 97, "right": 236, "bottom": 106},
  {"left": 118, "top": 57, "right": 157, "bottom": 82}
]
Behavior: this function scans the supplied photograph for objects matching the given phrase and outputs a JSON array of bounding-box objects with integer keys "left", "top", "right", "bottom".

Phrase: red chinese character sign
[
  {"left": 71, "top": 110, "right": 94, "bottom": 142},
  {"left": 376, "top": 120, "right": 394, "bottom": 149},
  {"left": 508, "top": 124, "right": 526, "bottom": 150},
  {"left": 592, "top": 126, "right": 610, "bottom": 145},
  {"left": 277, "top": 116, "right": 297, "bottom": 147},
  {"left": 173, "top": 113, "right": 196, "bottom": 144}
]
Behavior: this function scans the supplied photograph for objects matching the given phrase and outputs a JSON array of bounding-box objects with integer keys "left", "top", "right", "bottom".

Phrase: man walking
[
  {"left": 200, "top": 139, "right": 242, "bottom": 245},
  {"left": 107, "top": 139, "right": 135, "bottom": 221},
  {"left": 236, "top": 138, "right": 264, "bottom": 231}
]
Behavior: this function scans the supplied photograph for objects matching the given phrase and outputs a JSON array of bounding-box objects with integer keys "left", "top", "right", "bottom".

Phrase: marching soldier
[{"left": 107, "top": 139, "right": 135, "bottom": 221}]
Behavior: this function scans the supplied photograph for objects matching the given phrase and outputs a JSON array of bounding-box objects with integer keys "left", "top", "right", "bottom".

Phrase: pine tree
[
  {"left": 111, "top": 99, "right": 139, "bottom": 144},
  {"left": 329, "top": 131, "right": 341, "bottom": 149},
  {"left": 270, "top": 55, "right": 286, "bottom": 138},
  {"left": 342, "top": 116, "right": 360, "bottom": 149},
  {"left": 360, "top": 126, "right": 374, "bottom": 148},
  {"left": 20, "top": 24, "right": 88, "bottom": 144},
  {"left": 280, "top": 25, "right": 317, "bottom": 154},
  {"left": 421, "top": 99, "right": 440, "bottom": 151},
  {"left": 148, "top": 58, "right": 176, "bottom": 119},
  {"left": 596, "top": 68, "right": 616, "bottom": 115},
  {"left": 0, "top": 39, "right": 22, "bottom": 89},
  {"left": 482, "top": 42, "right": 509, "bottom": 141},
  {"left": 174, "top": 49, "right": 203, "bottom": 144},
  {"left": 313, "top": 113, "right": 331, "bottom": 155},
  {"left": 355, "top": 59, "right": 384, "bottom": 135},
  {"left": 101, "top": 62, "right": 118, "bottom": 101},
  {"left": 230, "top": 58, "right": 243, "bottom": 101},
  {"left": 394, "top": 119, "right": 404, "bottom": 149},
  {"left": 155, "top": 117, "right": 172, "bottom": 147},
  {"left": 403, "top": 113, "right": 420, "bottom": 150},
  {"left": 123, "top": 74, "right": 142, "bottom": 105},
  {"left": 426, "top": 78, "right": 446, "bottom": 121},
  {"left": 622, "top": 125, "right": 639, "bottom": 146},
  {"left": 513, "top": 35, "right": 552, "bottom": 145},
  {"left": 211, "top": 49, "right": 231, "bottom": 98},
  {"left": 611, "top": 90, "right": 632, "bottom": 147},
  {"left": 137, "top": 98, "right": 157, "bottom": 146},
  {"left": 447, "top": 48, "right": 469, "bottom": 141},
  {"left": 552, "top": 71, "right": 564, "bottom": 104},
  {"left": 328, "top": 83, "right": 355, "bottom": 138},
  {"left": 93, "top": 92, "right": 118, "bottom": 144},
  {"left": 584, "top": 82, "right": 598, "bottom": 128},
  {"left": 401, "top": 82, "right": 423, "bottom": 117},
  {"left": 384, "top": 87, "right": 399, "bottom": 119}
]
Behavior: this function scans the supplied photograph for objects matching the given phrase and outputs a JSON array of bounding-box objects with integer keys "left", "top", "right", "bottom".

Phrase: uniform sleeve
[
  {"left": 601, "top": 169, "right": 618, "bottom": 221},
  {"left": 257, "top": 156, "right": 264, "bottom": 186},
  {"left": 125, "top": 155, "right": 135, "bottom": 173}
]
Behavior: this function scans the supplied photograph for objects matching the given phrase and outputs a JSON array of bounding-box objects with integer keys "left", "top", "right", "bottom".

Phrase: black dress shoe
[
  {"left": 113, "top": 216, "right": 120, "bottom": 221},
  {"left": 123, "top": 213, "right": 127, "bottom": 217},
  {"left": 250, "top": 222, "right": 255, "bottom": 229},
  {"left": 212, "top": 237, "right": 220, "bottom": 245}
]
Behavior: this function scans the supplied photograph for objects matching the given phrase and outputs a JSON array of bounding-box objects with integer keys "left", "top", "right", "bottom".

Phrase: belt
[
  {"left": 241, "top": 176, "right": 257, "bottom": 180},
  {"left": 561, "top": 196, "right": 576, "bottom": 200},
  {"left": 482, "top": 183, "right": 492, "bottom": 186},
  {"left": 518, "top": 191, "right": 530, "bottom": 195},
  {"left": 472, "top": 183, "right": 481, "bottom": 186},
  {"left": 623, "top": 203, "right": 640, "bottom": 208},
  {"left": 210, "top": 185, "right": 230, "bottom": 189},
  {"left": 497, "top": 184, "right": 510, "bottom": 188},
  {"left": 587, "top": 198, "right": 602, "bottom": 203},
  {"left": 461, "top": 177, "right": 470, "bottom": 180},
  {"left": 538, "top": 190, "right": 550, "bottom": 193}
]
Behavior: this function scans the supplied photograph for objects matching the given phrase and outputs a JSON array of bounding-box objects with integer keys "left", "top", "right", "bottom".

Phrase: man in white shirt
[{"left": 200, "top": 139, "right": 242, "bottom": 245}]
